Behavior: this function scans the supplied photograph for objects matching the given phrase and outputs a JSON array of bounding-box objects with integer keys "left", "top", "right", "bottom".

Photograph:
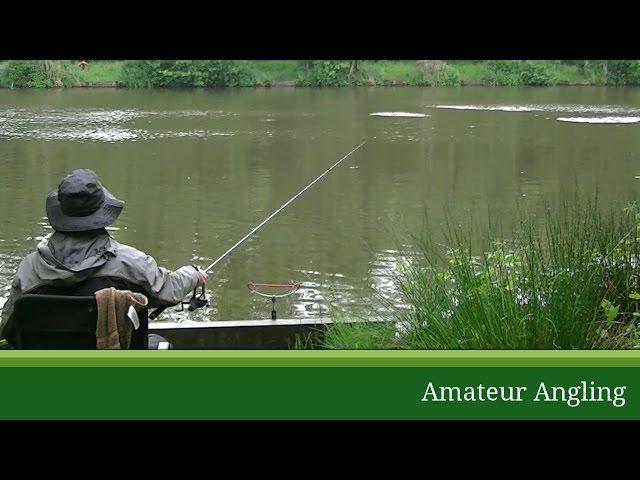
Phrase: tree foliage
[
  {"left": 484, "top": 60, "right": 555, "bottom": 86},
  {"left": 3, "top": 60, "right": 77, "bottom": 88},
  {"left": 120, "top": 60, "right": 255, "bottom": 88},
  {"left": 298, "top": 60, "right": 352, "bottom": 87},
  {"left": 607, "top": 60, "right": 640, "bottom": 85}
]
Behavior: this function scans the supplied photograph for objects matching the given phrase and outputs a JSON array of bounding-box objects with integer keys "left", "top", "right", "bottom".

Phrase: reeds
[{"left": 324, "top": 199, "right": 640, "bottom": 350}]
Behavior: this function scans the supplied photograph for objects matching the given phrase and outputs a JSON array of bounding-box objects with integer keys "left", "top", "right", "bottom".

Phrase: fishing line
[
  {"left": 203, "top": 140, "right": 366, "bottom": 273},
  {"left": 150, "top": 140, "right": 366, "bottom": 319}
]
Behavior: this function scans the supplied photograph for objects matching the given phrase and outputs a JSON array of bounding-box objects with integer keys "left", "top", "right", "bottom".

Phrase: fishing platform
[{"left": 149, "top": 317, "right": 333, "bottom": 349}]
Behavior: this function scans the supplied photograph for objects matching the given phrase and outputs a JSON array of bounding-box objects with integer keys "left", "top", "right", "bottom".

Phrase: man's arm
[{"left": 117, "top": 246, "right": 206, "bottom": 306}]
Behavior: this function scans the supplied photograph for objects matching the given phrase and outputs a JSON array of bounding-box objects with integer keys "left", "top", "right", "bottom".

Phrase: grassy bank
[
  {"left": 321, "top": 201, "right": 640, "bottom": 350},
  {"left": 76, "top": 61, "right": 123, "bottom": 84},
  {"left": 2, "top": 60, "right": 637, "bottom": 88},
  {"left": 0, "top": 60, "right": 122, "bottom": 88}
]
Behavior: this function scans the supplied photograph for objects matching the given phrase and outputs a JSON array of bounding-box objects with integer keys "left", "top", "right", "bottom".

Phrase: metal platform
[{"left": 149, "top": 317, "right": 334, "bottom": 349}]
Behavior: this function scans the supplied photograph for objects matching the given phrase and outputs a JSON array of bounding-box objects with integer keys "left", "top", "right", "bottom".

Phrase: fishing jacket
[{"left": 0, "top": 229, "right": 200, "bottom": 338}]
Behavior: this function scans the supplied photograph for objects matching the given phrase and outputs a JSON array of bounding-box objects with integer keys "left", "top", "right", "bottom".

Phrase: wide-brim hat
[{"left": 45, "top": 169, "right": 125, "bottom": 232}]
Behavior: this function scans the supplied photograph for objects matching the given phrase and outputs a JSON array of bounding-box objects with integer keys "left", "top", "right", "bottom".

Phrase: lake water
[{"left": 1, "top": 86, "right": 639, "bottom": 322}]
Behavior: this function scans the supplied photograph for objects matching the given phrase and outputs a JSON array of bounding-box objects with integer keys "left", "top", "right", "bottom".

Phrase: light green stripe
[{"left": 3, "top": 350, "right": 640, "bottom": 367}]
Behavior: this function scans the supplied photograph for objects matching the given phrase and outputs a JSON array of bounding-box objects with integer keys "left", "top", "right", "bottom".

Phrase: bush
[
  {"left": 519, "top": 60, "right": 555, "bottom": 86},
  {"left": 4, "top": 60, "right": 49, "bottom": 88},
  {"left": 3, "top": 60, "right": 78, "bottom": 88},
  {"left": 607, "top": 60, "right": 640, "bottom": 86},
  {"left": 120, "top": 60, "right": 256, "bottom": 88},
  {"left": 484, "top": 60, "right": 522, "bottom": 86},
  {"left": 483, "top": 60, "right": 555, "bottom": 86},
  {"left": 432, "top": 63, "right": 460, "bottom": 86},
  {"left": 408, "top": 62, "right": 461, "bottom": 87},
  {"left": 298, "top": 60, "right": 351, "bottom": 87}
]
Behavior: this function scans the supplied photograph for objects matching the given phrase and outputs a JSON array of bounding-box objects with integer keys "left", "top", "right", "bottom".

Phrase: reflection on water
[
  {"left": 0, "top": 252, "right": 21, "bottom": 310},
  {"left": 0, "top": 107, "right": 235, "bottom": 142},
  {"left": 1, "top": 87, "right": 640, "bottom": 321},
  {"left": 556, "top": 117, "right": 640, "bottom": 124},
  {"left": 432, "top": 103, "right": 640, "bottom": 125},
  {"left": 432, "top": 103, "right": 640, "bottom": 114},
  {"left": 370, "top": 112, "right": 429, "bottom": 118},
  {"left": 367, "top": 248, "right": 414, "bottom": 312}
]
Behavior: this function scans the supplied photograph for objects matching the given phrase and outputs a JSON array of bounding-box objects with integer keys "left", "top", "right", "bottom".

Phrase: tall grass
[
  {"left": 358, "top": 61, "right": 421, "bottom": 85},
  {"left": 320, "top": 308, "right": 397, "bottom": 349},
  {"left": 323, "top": 200, "right": 640, "bottom": 350},
  {"left": 451, "top": 61, "right": 492, "bottom": 84},
  {"left": 551, "top": 63, "right": 590, "bottom": 84},
  {"left": 76, "top": 61, "right": 124, "bottom": 83},
  {"left": 245, "top": 60, "right": 300, "bottom": 84}
]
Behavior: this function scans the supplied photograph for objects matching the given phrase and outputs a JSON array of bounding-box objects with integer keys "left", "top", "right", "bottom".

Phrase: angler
[
  {"left": 0, "top": 141, "right": 365, "bottom": 348},
  {"left": 148, "top": 140, "right": 366, "bottom": 319},
  {"left": 0, "top": 168, "right": 208, "bottom": 345}
]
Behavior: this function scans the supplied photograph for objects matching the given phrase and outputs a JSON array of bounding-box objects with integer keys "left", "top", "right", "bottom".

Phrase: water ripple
[
  {"left": 431, "top": 104, "right": 640, "bottom": 114},
  {"left": 0, "top": 108, "right": 235, "bottom": 142},
  {"left": 557, "top": 116, "right": 640, "bottom": 124}
]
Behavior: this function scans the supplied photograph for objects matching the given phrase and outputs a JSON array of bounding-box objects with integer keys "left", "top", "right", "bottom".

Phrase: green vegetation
[
  {"left": 359, "top": 60, "right": 420, "bottom": 85},
  {"left": 298, "top": 60, "right": 353, "bottom": 87},
  {"left": 1, "top": 60, "right": 79, "bottom": 88},
  {"left": 120, "top": 60, "right": 256, "bottom": 88},
  {"left": 322, "top": 200, "right": 640, "bottom": 350},
  {"left": 607, "top": 60, "right": 640, "bottom": 86},
  {"left": 451, "top": 61, "right": 492, "bottom": 84},
  {"left": 245, "top": 60, "right": 299, "bottom": 85},
  {"left": 483, "top": 60, "right": 555, "bottom": 86},
  {"left": 2, "top": 60, "right": 640, "bottom": 88},
  {"left": 76, "top": 60, "right": 124, "bottom": 84}
]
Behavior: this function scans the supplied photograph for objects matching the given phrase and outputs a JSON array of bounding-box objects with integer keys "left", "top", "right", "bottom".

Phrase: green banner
[{"left": 1, "top": 351, "right": 639, "bottom": 419}]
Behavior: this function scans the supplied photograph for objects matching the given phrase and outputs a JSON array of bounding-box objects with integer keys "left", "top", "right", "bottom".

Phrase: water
[{"left": 1, "top": 86, "right": 640, "bottom": 322}]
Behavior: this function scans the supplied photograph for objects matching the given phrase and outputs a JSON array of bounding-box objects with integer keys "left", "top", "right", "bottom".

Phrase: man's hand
[{"left": 196, "top": 268, "right": 208, "bottom": 286}]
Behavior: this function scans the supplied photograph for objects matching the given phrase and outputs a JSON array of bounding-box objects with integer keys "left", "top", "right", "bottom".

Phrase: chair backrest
[{"left": 5, "top": 294, "right": 148, "bottom": 349}]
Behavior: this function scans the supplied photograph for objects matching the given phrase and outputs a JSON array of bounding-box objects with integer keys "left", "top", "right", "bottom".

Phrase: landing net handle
[{"left": 247, "top": 282, "right": 300, "bottom": 320}]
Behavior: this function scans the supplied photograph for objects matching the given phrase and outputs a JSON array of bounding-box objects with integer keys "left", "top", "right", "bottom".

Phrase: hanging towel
[{"left": 95, "top": 287, "right": 148, "bottom": 349}]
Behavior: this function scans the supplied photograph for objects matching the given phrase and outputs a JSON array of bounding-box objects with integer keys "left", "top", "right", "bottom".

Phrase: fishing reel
[
  {"left": 149, "top": 266, "right": 210, "bottom": 319},
  {"left": 178, "top": 265, "right": 210, "bottom": 312},
  {"left": 177, "top": 284, "right": 210, "bottom": 312}
]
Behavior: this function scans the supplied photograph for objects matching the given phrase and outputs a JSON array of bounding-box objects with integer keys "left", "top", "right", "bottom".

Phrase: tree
[{"left": 348, "top": 60, "right": 359, "bottom": 80}]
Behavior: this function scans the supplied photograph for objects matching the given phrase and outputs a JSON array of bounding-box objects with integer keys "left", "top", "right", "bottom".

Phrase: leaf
[
  {"left": 601, "top": 299, "right": 619, "bottom": 323},
  {"left": 629, "top": 293, "right": 640, "bottom": 300}
]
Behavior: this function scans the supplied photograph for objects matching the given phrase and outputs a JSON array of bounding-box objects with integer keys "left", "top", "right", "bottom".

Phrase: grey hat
[{"left": 46, "top": 169, "right": 125, "bottom": 232}]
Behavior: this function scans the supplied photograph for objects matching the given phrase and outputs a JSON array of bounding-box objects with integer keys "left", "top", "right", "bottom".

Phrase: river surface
[{"left": 1, "top": 87, "right": 640, "bottom": 322}]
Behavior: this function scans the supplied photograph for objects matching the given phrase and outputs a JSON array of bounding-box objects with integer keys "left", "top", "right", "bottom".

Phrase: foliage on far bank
[
  {"left": 607, "top": 60, "right": 640, "bottom": 85},
  {"left": 323, "top": 200, "right": 640, "bottom": 350},
  {"left": 297, "top": 60, "right": 353, "bottom": 87},
  {"left": 2, "top": 60, "right": 79, "bottom": 88},
  {"left": 483, "top": 60, "right": 556, "bottom": 86},
  {"left": 295, "top": 60, "right": 461, "bottom": 87},
  {"left": 120, "top": 60, "right": 255, "bottom": 88},
  {"left": 76, "top": 61, "right": 123, "bottom": 84},
  {"left": 3, "top": 60, "right": 640, "bottom": 88}
]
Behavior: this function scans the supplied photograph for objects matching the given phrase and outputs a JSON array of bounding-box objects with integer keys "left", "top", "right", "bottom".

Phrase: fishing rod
[{"left": 149, "top": 140, "right": 366, "bottom": 319}]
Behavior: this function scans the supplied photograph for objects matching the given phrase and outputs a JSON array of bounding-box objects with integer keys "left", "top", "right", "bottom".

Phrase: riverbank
[
  {"left": 1, "top": 60, "right": 635, "bottom": 88},
  {"left": 321, "top": 201, "right": 640, "bottom": 350}
]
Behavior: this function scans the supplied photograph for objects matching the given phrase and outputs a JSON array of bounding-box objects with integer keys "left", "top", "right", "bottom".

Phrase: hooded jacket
[{"left": 0, "top": 229, "right": 200, "bottom": 338}]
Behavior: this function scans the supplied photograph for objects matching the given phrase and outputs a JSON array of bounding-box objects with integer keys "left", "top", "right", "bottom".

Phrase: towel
[{"left": 94, "top": 287, "right": 148, "bottom": 349}]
